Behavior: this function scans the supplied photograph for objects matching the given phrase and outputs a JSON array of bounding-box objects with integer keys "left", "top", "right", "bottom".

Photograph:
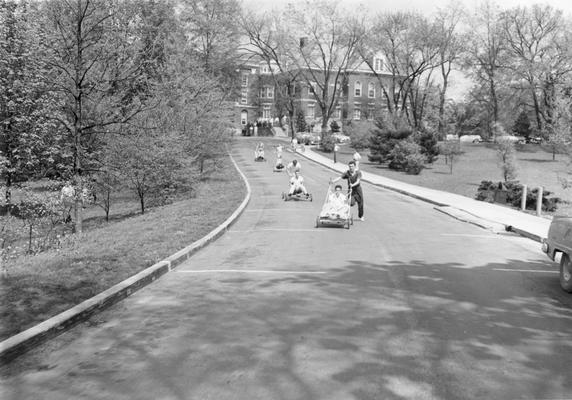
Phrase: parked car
[
  {"left": 496, "top": 135, "right": 526, "bottom": 145},
  {"left": 459, "top": 135, "right": 482, "bottom": 143},
  {"left": 296, "top": 132, "right": 321, "bottom": 145},
  {"left": 542, "top": 215, "right": 572, "bottom": 292},
  {"left": 332, "top": 133, "right": 350, "bottom": 143},
  {"left": 527, "top": 136, "right": 543, "bottom": 144}
]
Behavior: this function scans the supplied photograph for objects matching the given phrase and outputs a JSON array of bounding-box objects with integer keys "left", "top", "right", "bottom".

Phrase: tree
[
  {"left": 501, "top": 5, "right": 572, "bottom": 132},
  {"left": 38, "top": 0, "right": 162, "bottom": 233},
  {"left": 512, "top": 110, "right": 532, "bottom": 140},
  {"left": 295, "top": 109, "right": 307, "bottom": 133},
  {"left": 368, "top": 117, "right": 413, "bottom": 163},
  {"left": 0, "top": 1, "right": 52, "bottom": 205},
  {"left": 496, "top": 136, "right": 518, "bottom": 181},
  {"left": 433, "top": 3, "right": 467, "bottom": 135},
  {"left": 463, "top": 1, "right": 509, "bottom": 137},
  {"left": 362, "top": 11, "right": 441, "bottom": 128},
  {"left": 283, "top": 0, "right": 367, "bottom": 134},
  {"left": 440, "top": 140, "right": 463, "bottom": 174}
]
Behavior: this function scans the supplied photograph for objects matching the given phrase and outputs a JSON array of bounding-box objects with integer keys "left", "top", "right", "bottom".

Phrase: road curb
[
  {"left": 0, "top": 153, "right": 252, "bottom": 365},
  {"left": 297, "top": 146, "right": 546, "bottom": 241},
  {"left": 292, "top": 147, "right": 447, "bottom": 207}
]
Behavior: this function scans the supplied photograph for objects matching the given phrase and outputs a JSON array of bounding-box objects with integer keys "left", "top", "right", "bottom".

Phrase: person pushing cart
[{"left": 331, "top": 160, "right": 364, "bottom": 221}]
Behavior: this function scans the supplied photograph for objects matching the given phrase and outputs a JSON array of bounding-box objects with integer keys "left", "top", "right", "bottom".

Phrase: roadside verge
[{"left": 0, "top": 153, "right": 252, "bottom": 364}]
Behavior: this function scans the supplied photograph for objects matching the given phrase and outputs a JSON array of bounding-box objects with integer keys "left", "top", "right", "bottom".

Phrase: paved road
[{"left": 2, "top": 138, "right": 572, "bottom": 400}]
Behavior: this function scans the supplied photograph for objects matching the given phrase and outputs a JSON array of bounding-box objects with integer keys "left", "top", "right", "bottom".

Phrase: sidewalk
[{"left": 296, "top": 145, "right": 551, "bottom": 243}]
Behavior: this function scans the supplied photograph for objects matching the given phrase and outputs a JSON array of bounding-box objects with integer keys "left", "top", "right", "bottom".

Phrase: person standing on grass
[{"left": 331, "top": 160, "right": 364, "bottom": 221}]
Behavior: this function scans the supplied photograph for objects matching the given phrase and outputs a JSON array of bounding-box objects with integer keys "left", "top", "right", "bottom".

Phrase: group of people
[{"left": 253, "top": 141, "right": 365, "bottom": 221}]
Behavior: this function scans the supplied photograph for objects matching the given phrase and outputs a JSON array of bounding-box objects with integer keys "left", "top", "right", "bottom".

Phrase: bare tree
[
  {"left": 463, "top": 0, "right": 509, "bottom": 138},
  {"left": 283, "top": 0, "right": 367, "bottom": 135},
  {"left": 501, "top": 4, "right": 572, "bottom": 132}
]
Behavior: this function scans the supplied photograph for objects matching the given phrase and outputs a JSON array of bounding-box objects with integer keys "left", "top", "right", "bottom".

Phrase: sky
[
  {"left": 242, "top": 0, "right": 572, "bottom": 101},
  {"left": 244, "top": 0, "right": 572, "bottom": 17}
]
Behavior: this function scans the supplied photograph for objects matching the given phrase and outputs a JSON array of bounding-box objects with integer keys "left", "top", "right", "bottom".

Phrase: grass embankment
[
  {"left": 323, "top": 142, "right": 572, "bottom": 215},
  {"left": 0, "top": 155, "right": 245, "bottom": 341}
]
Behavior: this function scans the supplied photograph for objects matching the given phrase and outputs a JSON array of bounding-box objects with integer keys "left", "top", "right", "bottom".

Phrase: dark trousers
[{"left": 351, "top": 186, "right": 364, "bottom": 218}]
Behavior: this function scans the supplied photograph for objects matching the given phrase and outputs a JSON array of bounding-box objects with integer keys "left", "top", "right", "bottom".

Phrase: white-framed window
[
  {"left": 354, "top": 81, "right": 361, "bottom": 97},
  {"left": 241, "top": 74, "right": 248, "bottom": 87},
  {"left": 259, "top": 87, "right": 274, "bottom": 99},
  {"left": 374, "top": 58, "right": 383, "bottom": 72},
  {"left": 307, "top": 104, "right": 315, "bottom": 118},
  {"left": 368, "top": 107, "right": 375, "bottom": 120},
  {"left": 368, "top": 82, "right": 375, "bottom": 98},
  {"left": 263, "top": 106, "right": 271, "bottom": 119},
  {"left": 241, "top": 89, "right": 248, "bottom": 104},
  {"left": 353, "top": 108, "right": 361, "bottom": 120},
  {"left": 334, "top": 106, "right": 341, "bottom": 119},
  {"left": 261, "top": 65, "right": 270, "bottom": 74}
]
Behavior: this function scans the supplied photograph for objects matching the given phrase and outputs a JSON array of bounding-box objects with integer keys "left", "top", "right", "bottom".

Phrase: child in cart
[
  {"left": 320, "top": 184, "right": 350, "bottom": 219},
  {"left": 254, "top": 142, "right": 265, "bottom": 161},
  {"left": 288, "top": 171, "right": 309, "bottom": 197},
  {"left": 274, "top": 144, "right": 285, "bottom": 171}
]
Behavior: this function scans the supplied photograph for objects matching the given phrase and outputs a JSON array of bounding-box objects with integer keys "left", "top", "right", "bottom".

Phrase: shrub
[
  {"left": 320, "top": 133, "right": 335, "bottom": 152},
  {"left": 415, "top": 131, "right": 440, "bottom": 163},
  {"left": 388, "top": 141, "right": 424, "bottom": 174},
  {"left": 330, "top": 120, "right": 341, "bottom": 133},
  {"left": 475, "top": 180, "right": 560, "bottom": 212}
]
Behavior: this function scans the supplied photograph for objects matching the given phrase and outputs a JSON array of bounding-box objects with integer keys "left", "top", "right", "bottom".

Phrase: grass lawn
[
  {"left": 0, "top": 154, "right": 245, "bottom": 342},
  {"left": 321, "top": 142, "right": 572, "bottom": 215}
]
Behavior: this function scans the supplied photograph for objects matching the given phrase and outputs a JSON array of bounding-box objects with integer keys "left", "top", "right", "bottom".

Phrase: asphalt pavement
[{"left": 294, "top": 141, "right": 552, "bottom": 243}]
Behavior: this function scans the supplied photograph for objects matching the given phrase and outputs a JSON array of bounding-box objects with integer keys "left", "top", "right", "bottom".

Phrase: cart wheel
[
  {"left": 309, "top": 195, "right": 313, "bottom": 202},
  {"left": 315, "top": 217, "right": 320, "bottom": 228},
  {"left": 345, "top": 221, "right": 350, "bottom": 229}
]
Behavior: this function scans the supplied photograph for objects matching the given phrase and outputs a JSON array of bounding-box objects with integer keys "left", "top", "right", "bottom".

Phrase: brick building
[{"left": 233, "top": 56, "right": 396, "bottom": 135}]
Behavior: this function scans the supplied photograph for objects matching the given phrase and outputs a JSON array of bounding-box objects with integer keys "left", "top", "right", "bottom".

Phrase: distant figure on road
[
  {"left": 286, "top": 159, "right": 301, "bottom": 177},
  {"left": 331, "top": 160, "right": 364, "bottom": 221},
  {"left": 353, "top": 151, "right": 362, "bottom": 170}
]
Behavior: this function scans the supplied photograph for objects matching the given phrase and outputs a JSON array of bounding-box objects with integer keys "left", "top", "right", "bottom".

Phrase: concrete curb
[
  {"left": 0, "top": 153, "right": 252, "bottom": 364},
  {"left": 296, "top": 146, "right": 543, "bottom": 241}
]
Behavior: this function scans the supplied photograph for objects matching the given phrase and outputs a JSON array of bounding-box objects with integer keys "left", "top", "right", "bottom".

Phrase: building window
[
  {"left": 241, "top": 89, "right": 248, "bottom": 104},
  {"left": 261, "top": 65, "right": 269, "bottom": 74},
  {"left": 308, "top": 82, "right": 317, "bottom": 97},
  {"left": 263, "top": 106, "right": 271, "bottom": 119},
  {"left": 368, "top": 107, "right": 375, "bottom": 120},
  {"left": 368, "top": 82, "right": 375, "bottom": 98},
  {"left": 353, "top": 108, "right": 361, "bottom": 120},
  {"left": 260, "top": 87, "right": 274, "bottom": 99},
  {"left": 354, "top": 81, "right": 361, "bottom": 97},
  {"left": 334, "top": 107, "right": 341, "bottom": 119},
  {"left": 374, "top": 58, "right": 383, "bottom": 72},
  {"left": 241, "top": 74, "right": 248, "bottom": 87},
  {"left": 308, "top": 104, "right": 315, "bottom": 118}
]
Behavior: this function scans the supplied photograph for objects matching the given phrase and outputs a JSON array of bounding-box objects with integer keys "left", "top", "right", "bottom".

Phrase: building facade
[{"left": 234, "top": 58, "right": 396, "bottom": 134}]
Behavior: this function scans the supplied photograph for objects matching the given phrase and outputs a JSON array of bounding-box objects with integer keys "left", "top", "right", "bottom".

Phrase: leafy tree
[
  {"left": 345, "top": 121, "right": 372, "bottom": 151},
  {"left": 512, "top": 110, "right": 532, "bottom": 140},
  {"left": 496, "top": 137, "right": 518, "bottom": 181},
  {"left": 440, "top": 140, "right": 463, "bottom": 174},
  {"left": 37, "top": 0, "right": 162, "bottom": 233},
  {"left": 0, "top": 1, "right": 52, "bottom": 204},
  {"left": 295, "top": 109, "right": 307, "bottom": 133},
  {"left": 368, "top": 117, "right": 413, "bottom": 163},
  {"left": 415, "top": 131, "right": 440, "bottom": 163},
  {"left": 388, "top": 140, "right": 425, "bottom": 174}
]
